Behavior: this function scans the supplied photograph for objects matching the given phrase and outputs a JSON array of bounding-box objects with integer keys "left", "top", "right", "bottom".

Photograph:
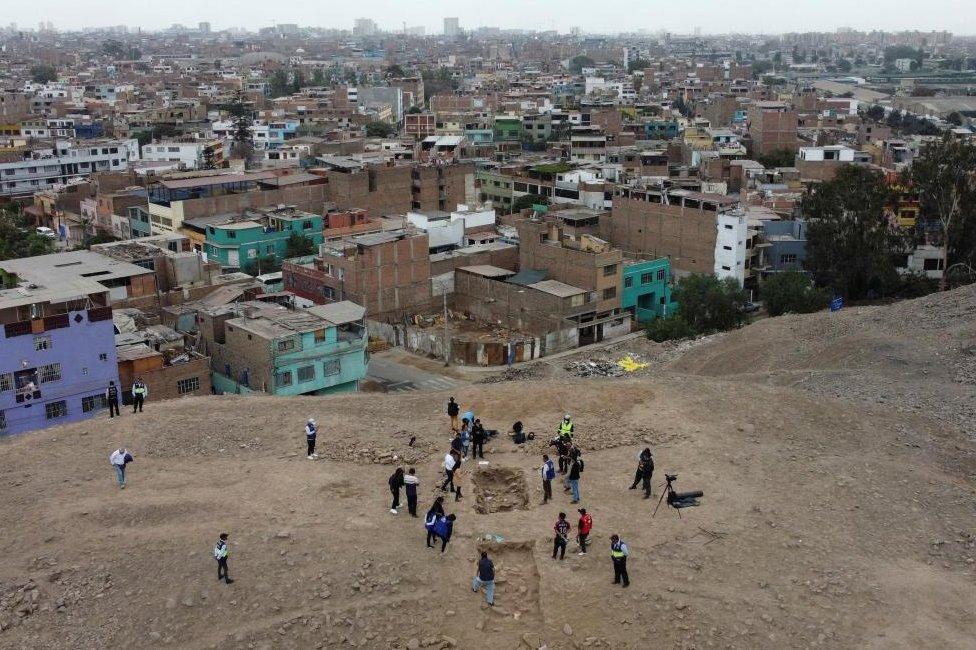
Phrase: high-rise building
[
  {"left": 444, "top": 17, "right": 460, "bottom": 38},
  {"left": 198, "top": 22, "right": 211, "bottom": 34},
  {"left": 353, "top": 18, "right": 378, "bottom": 37}
]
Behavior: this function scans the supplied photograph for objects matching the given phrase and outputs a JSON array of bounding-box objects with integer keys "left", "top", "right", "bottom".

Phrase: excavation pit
[{"left": 472, "top": 467, "right": 530, "bottom": 514}]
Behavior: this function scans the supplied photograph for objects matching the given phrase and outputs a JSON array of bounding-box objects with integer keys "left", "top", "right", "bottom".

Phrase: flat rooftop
[
  {"left": 458, "top": 265, "right": 515, "bottom": 278},
  {"left": 0, "top": 250, "right": 153, "bottom": 288},
  {"left": 527, "top": 279, "right": 586, "bottom": 298}
]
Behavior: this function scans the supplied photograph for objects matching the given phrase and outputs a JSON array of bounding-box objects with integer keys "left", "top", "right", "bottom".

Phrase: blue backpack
[{"left": 544, "top": 460, "right": 556, "bottom": 480}]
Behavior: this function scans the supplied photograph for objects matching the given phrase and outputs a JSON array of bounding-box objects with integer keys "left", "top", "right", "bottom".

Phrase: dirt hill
[{"left": 1, "top": 287, "right": 974, "bottom": 649}]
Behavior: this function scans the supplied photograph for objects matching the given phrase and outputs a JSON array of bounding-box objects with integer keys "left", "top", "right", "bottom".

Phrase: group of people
[
  {"left": 104, "top": 379, "right": 149, "bottom": 418},
  {"left": 544, "top": 415, "right": 585, "bottom": 504}
]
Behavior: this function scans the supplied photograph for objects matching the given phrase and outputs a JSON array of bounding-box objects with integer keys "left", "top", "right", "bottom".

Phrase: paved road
[{"left": 366, "top": 353, "right": 463, "bottom": 393}]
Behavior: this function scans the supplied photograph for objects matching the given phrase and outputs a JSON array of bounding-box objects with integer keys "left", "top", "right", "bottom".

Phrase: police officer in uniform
[
  {"left": 105, "top": 381, "right": 120, "bottom": 418},
  {"left": 131, "top": 378, "right": 148, "bottom": 413},
  {"left": 610, "top": 534, "right": 630, "bottom": 587}
]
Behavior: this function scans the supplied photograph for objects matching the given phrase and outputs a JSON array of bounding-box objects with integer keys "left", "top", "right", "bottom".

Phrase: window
[
  {"left": 721, "top": 265, "right": 731, "bottom": 271},
  {"left": 277, "top": 339, "right": 295, "bottom": 352},
  {"left": 39, "top": 363, "right": 62, "bottom": 383},
  {"left": 323, "top": 359, "right": 341, "bottom": 376},
  {"left": 82, "top": 394, "right": 104, "bottom": 412},
  {"left": 297, "top": 365, "right": 316, "bottom": 382},
  {"left": 602, "top": 264, "right": 617, "bottom": 277},
  {"left": 0, "top": 410, "right": 5, "bottom": 431},
  {"left": 602, "top": 287, "right": 617, "bottom": 300},
  {"left": 276, "top": 370, "right": 293, "bottom": 387},
  {"left": 724, "top": 224, "right": 734, "bottom": 230},
  {"left": 723, "top": 245, "right": 732, "bottom": 251},
  {"left": 227, "top": 230, "right": 236, "bottom": 239},
  {"left": 0, "top": 373, "right": 13, "bottom": 392},
  {"left": 779, "top": 254, "right": 797, "bottom": 265},
  {"left": 265, "top": 245, "right": 274, "bottom": 255},
  {"left": 34, "top": 335, "right": 52, "bottom": 351},
  {"left": 624, "top": 277, "right": 633, "bottom": 288},
  {"left": 923, "top": 258, "right": 944, "bottom": 271},
  {"left": 177, "top": 377, "right": 200, "bottom": 394},
  {"left": 82, "top": 367, "right": 89, "bottom": 375},
  {"left": 45, "top": 400, "right": 68, "bottom": 420},
  {"left": 657, "top": 269, "right": 666, "bottom": 281},
  {"left": 99, "top": 353, "right": 108, "bottom": 361},
  {"left": 302, "top": 220, "right": 312, "bottom": 230},
  {"left": 313, "top": 329, "right": 326, "bottom": 343},
  {"left": 640, "top": 273, "right": 653, "bottom": 284}
]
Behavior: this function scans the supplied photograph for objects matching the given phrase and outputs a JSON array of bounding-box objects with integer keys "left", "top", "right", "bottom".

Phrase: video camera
[{"left": 653, "top": 474, "right": 704, "bottom": 517}]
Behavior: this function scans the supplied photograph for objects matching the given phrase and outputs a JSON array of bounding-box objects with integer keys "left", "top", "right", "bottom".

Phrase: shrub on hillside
[
  {"left": 645, "top": 315, "right": 695, "bottom": 342},
  {"left": 761, "top": 270, "right": 830, "bottom": 317}
]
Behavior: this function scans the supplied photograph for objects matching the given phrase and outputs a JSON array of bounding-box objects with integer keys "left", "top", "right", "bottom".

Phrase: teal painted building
[
  {"left": 493, "top": 116, "right": 522, "bottom": 142},
  {"left": 211, "top": 301, "right": 368, "bottom": 396},
  {"left": 204, "top": 207, "right": 324, "bottom": 272},
  {"left": 622, "top": 258, "right": 675, "bottom": 323}
]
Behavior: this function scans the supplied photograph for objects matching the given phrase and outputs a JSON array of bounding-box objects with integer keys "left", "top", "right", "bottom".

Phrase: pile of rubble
[
  {"left": 564, "top": 359, "right": 626, "bottom": 378},
  {"left": 478, "top": 364, "right": 547, "bottom": 384}
]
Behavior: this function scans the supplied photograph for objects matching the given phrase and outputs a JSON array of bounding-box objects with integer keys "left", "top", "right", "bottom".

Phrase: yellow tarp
[{"left": 617, "top": 355, "right": 649, "bottom": 372}]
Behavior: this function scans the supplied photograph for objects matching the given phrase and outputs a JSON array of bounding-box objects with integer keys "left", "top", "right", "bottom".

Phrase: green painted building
[
  {"left": 204, "top": 207, "right": 324, "bottom": 273},
  {"left": 622, "top": 258, "right": 675, "bottom": 323},
  {"left": 493, "top": 116, "right": 523, "bottom": 142},
  {"left": 476, "top": 169, "right": 515, "bottom": 210}
]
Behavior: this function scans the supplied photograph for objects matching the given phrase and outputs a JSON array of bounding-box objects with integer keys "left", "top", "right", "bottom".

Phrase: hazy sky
[{"left": 11, "top": 0, "right": 971, "bottom": 35}]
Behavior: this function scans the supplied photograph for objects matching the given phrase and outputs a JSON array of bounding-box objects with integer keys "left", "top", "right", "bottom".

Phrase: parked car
[{"left": 35, "top": 226, "right": 57, "bottom": 239}]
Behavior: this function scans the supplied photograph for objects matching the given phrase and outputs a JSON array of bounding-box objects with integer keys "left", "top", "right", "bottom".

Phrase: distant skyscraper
[
  {"left": 444, "top": 17, "right": 460, "bottom": 38},
  {"left": 199, "top": 22, "right": 211, "bottom": 34},
  {"left": 353, "top": 18, "right": 378, "bottom": 37}
]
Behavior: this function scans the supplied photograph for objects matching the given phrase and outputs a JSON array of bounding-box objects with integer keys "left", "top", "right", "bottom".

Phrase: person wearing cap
[
  {"left": 577, "top": 508, "right": 593, "bottom": 555},
  {"left": 305, "top": 418, "right": 318, "bottom": 459},
  {"left": 213, "top": 532, "right": 233, "bottom": 584},
  {"left": 558, "top": 414, "right": 574, "bottom": 442},
  {"left": 610, "top": 534, "right": 630, "bottom": 587}
]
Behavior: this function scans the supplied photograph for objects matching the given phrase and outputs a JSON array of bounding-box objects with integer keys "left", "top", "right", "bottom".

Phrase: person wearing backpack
[
  {"left": 540, "top": 453, "right": 555, "bottom": 504},
  {"left": 425, "top": 497, "right": 445, "bottom": 548},
  {"left": 213, "top": 532, "right": 233, "bottom": 584}
]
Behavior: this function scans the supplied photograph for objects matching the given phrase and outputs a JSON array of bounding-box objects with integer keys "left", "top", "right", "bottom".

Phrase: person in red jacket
[{"left": 577, "top": 508, "right": 593, "bottom": 555}]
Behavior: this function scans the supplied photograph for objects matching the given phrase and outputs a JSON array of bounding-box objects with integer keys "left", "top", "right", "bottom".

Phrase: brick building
[
  {"left": 748, "top": 101, "right": 799, "bottom": 156},
  {"left": 284, "top": 229, "right": 431, "bottom": 320},
  {"left": 116, "top": 344, "right": 212, "bottom": 401}
]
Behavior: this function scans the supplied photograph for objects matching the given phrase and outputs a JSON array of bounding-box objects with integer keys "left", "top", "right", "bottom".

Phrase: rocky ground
[{"left": 0, "top": 286, "right": 974, "bottom": 649}]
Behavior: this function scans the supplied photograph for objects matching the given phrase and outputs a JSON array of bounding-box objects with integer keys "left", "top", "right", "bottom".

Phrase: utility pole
[{"left": 442, "top": 289, "right": 450, "bottom": 367}]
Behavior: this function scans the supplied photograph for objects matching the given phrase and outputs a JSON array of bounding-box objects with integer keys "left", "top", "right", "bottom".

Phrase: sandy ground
[{"left": 1, "top": 287, "right": 975, "bottom": 649}]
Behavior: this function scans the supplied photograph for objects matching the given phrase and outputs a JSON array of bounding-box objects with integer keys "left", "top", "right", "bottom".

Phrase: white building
[
  {"left": 714, "top": 211, "right": 748, "bottom": 285},
  {"left": 0, "top": 139, "right": 138, "bottom": 198},
  {"left": 141, "top": 141, "right": 218, "bottom": 169},
  {"left": 797, "top": 145, "right": 856, "bottom": 162}
]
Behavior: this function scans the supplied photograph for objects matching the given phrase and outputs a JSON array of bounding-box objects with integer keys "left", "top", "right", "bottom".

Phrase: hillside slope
[{"left": 0, "top": 288, "right": 974, "bottom": 649}]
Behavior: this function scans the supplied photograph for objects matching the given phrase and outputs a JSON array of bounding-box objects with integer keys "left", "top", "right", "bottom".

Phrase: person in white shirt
[
  {"left": 441, "top": 450, "right": 458, "bottom": 493},
  {"left": 109, "top": 447, "right": 133, "bottom": 488}
]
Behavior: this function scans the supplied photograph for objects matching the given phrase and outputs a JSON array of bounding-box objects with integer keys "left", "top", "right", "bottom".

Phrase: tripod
[{"left": 652, "top": 475, "right": 679, "bottom": 518}]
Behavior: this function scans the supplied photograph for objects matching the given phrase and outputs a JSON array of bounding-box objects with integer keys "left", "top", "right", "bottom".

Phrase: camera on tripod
[{"left": 653, "top": 473, "right": 704, "bottom": 517}]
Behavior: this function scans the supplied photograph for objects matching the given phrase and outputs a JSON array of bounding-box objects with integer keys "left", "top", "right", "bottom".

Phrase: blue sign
[{"left": 829, "top": 297, "right": 844, "bottom": 312}]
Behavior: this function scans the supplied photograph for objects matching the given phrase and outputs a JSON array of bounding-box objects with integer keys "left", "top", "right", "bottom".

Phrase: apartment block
[
  {"left": 0, "top": 271, "right": 118, "bottom": 436},
  {"left": 748, "top": 102, "right": 799, "bottom": 156},
  {"left": 0, "top": 139, "right": 138, "bottom": 198}
]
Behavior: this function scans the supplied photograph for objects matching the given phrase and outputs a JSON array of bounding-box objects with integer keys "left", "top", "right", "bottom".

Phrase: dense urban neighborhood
[{"left": 0, "top": 10, "right": 975, "bottom": 649}]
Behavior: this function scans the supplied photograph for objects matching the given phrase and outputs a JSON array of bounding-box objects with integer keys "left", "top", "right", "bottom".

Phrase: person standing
[
  {"left": 558, "top": 414, "right": 574, "bottom": 443},
  {"left": 629, "top": 448, "right": 651, "bottom": 490},
  {"left": 459, "top": 419, "right": 472, "bottom": 458},
  {"left": 305, "top": 418, "right": 318, "bottom": 459},
  {"left": 540, "top": 453, "right": 555, "bottom": 504},
  {"left": 567, "top": 450, "right": 583, "bottom": 504},
  {"left": 471, "top": 551, "right": 495, "bottom": 606},
  {"left": 109, "top": 447, "right": 133, "bottom": 488},
  {"left": 425, "top": 497, "right": 445, "bottom": 548},
  {"left": 131, "top": 378, "right": 148, "bottom": 413},
  {"left": 432, "top": 513, "right": 456, "bottom": 553},
  {"left": 404, "top": 468, "right": 420, "bottom": 516},
  {"left": 610, "top": 534, "right": 630, "bottom": 587},
  {"left": 447, "top": 397, "right": 460, "bottom": 432},
  {"left": 105, "top": 381, "right": 120, "bottom": 418},
  {"left": 453, "top": 463, "right": 465, "bottom": 502},
  {"left": 389, "top": 467, "right": 404, "bottom": 514},
  {"left": 639, "top": 450, "right": 654, "bottom": 498},
  {"left": 441, "top": 450, "right": 458, "bottom": 493},
  {"left": 471, "top": 419, "right": 486, "bottom": 459},
  {"left": 552, "top": 512, "right": 571, "bottom": 560},
  {"left": 214, "top": 532, "right": 233, "bottom": 584},
  {"left": 577, "top": 508, "right": 593, "bottom": 555}
]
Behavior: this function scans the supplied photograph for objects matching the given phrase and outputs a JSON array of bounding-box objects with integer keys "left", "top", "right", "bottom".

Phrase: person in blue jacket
[
  {"left": 425, "top": 497, "right": 445, "bottom": 548},
  {"left": 427, "top": 513, "right": 456, "bottom": 553}
]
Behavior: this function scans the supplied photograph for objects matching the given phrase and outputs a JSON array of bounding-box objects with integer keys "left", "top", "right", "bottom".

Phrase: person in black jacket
[
  {"left": 404, "top": 467, "right": 420, "bottom": 516},
  {"left": 567, "top": 451, "right": 583, "bottom": 504},
  {"left": 105, "top": 381, "right": 120, "bottom": 418},
  {"left": 389, "top": 468, "right": 404, "bottom": 514},
  {"left": 447, "top": 397, "right": 460, "bottom": 432},
  {"left": 471, "top": 419, "right": 487, "bottom": 459},
  {"left": 471, "top": 551, "right": 495, "bottom": 606},
  {"left": 629, "top": 448, "right": 654, "bottom": 497}
]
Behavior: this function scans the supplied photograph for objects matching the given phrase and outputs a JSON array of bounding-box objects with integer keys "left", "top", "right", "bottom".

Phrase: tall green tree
[
  {"left": 803, "top": 166, "right": 903, "bottom": 299},
  {"left": 30, "top": 65, "right": 57, "bottom": 83},
  {"left": 227, "top": 92, "right": 253, "bottom": 165},
  {"left": 0, "top": 207, "right": 56, "bottom": 261},
  {"left": 671, "top": 274, "right": 749, "bottom": 333},
  {"left": 269, "top": 70, "right": 291, "bottom": 97},
  {"left": 761, "top": 270, "right": 829, "bottom": 316},
  {"left": 909, "top": 136, "right": 976, "bottom": 288},
  {"left": 285, "top": 233, "right": 316, "bottom": 258}
]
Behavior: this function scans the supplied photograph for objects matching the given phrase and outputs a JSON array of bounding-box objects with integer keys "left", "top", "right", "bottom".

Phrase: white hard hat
[
  {"left": 308, "top": 418, "right": 316, "bottom": 424},
  {"left": 564, "top": 414, "right": 571, "bottom": 419}
]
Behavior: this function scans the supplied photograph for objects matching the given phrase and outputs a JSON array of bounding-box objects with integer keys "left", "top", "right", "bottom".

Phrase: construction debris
[{"left": 564, "top": 353, "right": 651, "bottom": 378}]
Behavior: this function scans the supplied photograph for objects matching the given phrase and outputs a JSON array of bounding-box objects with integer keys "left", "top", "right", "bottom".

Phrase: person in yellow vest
[
  {"left": 610, "top": 534, "right": 630, "bottom": 588},
  {"left": 131, "top": 378, "right": 149, "bottom": 413},
  {"left": 558, "top": 414, "right": 574, "bottom": 442}
]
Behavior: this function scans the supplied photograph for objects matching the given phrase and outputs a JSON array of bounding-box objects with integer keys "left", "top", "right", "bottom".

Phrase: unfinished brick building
[{"left": 748, "top": 101, "right": 799, "bottom": 156}]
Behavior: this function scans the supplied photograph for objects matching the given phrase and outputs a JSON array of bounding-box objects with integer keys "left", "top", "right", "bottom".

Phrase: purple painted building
[{"left": 0, "top": 279, "right": 119, "bottom": 436}]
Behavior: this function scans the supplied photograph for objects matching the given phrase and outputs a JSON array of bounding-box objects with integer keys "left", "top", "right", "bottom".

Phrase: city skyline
[{"left": 7, "top": 0, "right": 972, "bottom": 36}]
